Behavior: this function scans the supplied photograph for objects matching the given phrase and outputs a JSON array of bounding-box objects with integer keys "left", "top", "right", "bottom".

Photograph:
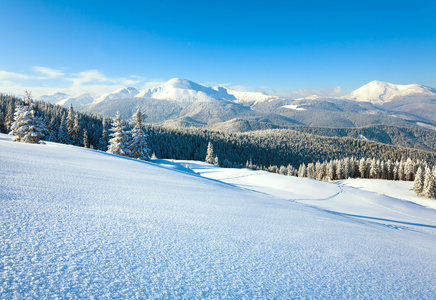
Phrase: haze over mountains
[{"left": 36, "top": 79, "right": 436, "bottom": 131}]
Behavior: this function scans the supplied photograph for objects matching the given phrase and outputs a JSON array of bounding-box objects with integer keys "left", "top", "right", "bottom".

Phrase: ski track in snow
[{"left": 1, "top": 135, "right": 436, "bottom": 299}]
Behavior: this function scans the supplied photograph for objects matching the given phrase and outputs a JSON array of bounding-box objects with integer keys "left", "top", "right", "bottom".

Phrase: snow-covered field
[{"left": 1, "top": 133, "right": 436, "bottom": 299}]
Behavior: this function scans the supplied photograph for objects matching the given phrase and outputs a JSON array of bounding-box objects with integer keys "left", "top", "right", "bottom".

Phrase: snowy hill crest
[{"left": 346, "top": 80, "right": 436, "bottom": 103}]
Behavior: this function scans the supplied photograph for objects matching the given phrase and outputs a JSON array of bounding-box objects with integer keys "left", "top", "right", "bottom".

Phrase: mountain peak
[
  {"left": 347, "top": 80, "right": 435, "bottom": 103},
  {"left": 94, "top": 87, "right": 140, "bottom": 103},
  {"left": 163, "top": 78, "right": 193, "bottom": 89}
]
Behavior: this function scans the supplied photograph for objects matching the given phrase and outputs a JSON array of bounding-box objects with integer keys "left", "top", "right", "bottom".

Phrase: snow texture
[{"left": 1, "top": 134, "right": 436, "bottom": 299}]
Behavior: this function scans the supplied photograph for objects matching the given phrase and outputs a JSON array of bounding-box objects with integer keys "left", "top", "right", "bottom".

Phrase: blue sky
[{"left": 0, "top": 0, "right": 435, "bottom": 97}]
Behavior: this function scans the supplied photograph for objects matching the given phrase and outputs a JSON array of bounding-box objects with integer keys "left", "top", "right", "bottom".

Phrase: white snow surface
[
  {"left": 346, "top": 80, "right": 436, "bottom": 104},
  {"left": 2, "top": 134, "right": 436, "bottom": 299},
  {"left": 281, "top": 104, "right": 306, "bottom": 111}
]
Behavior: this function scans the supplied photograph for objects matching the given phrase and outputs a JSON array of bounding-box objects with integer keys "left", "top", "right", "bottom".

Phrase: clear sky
[{"left": 0, "top": 0, "right": 435, "bottom": 97}]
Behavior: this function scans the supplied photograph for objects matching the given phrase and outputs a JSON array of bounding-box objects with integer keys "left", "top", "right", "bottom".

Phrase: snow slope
[
  {"left": 346, "top": 80, "right": 436, "bottom": 104},
  {"left": 2, "top": 135, "right": 436, "bottom": 298},
  {"left": 166, "top": 160, "right": 436, "bottom": 229}
]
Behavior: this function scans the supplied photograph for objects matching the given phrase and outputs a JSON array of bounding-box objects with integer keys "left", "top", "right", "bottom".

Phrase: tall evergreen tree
[
  {"left": 422, "top": 167, "right": 436, "bottom": 199},
  {"left": 107, "top": 112, "right": 129, "bottom": 156},
  {"left": 58, "top": 115, "right": 69, "bottom": 144},
  {"left": 83, "top": 129, "right": 89, "bottom": 148},
  {"left": 72, "top": 112, "right": 81, "bottom": 145},
  {"left": 128, "top": 107, "right": 150, "bottom": 160},
  {"left": 47, "top": 116, "right": 59, "bottom": 142},
  {"left": 205, "top": 141, "right": 214, "bottom": 164},
  {"left": 5, "top": 102, "right": 14, "bottom": 132},
  {"left": 413, "top": 166, "right": 424, "bottom": 196},
  {"left": 404, "top": 158, "right": 415, "bottom": 181},
  {"left": 66, "top": 104, "right": 75, "bottom": 143},
  {"left": 98, "top": 117, "right": 109, "bottom": 151}
]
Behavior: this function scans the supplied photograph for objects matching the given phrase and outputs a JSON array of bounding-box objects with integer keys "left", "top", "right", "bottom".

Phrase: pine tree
[
  {"left": 214, "top": 156, "right": 219, "bottom": 166},
  {"left": 398, "top": 161, "right": 405, "bottom": 181},
  {"left": 66, "top": 104, "right": 75, "bottom": 143},
  {"left": 5, "top": 102, "right": 14, "bottom": 132},
  {"left": 47, "top": 116, "right": 59, "bottom": 142},
  {"left": 422, "top": 167, "right": 436, "bottom": 199},
  {"left": 369, "top": 158, "right": 380, "bottom": 179},
  {"left": 404, "top": 158, "right": 415, "bottom": 181},
  {"left": 359, "top": 158, "right": 366, "bottom": 178},
  {"left": 58, "top": 115, "right": 69, "bottom": 144},
  {"left": 413, "top": 166, "right": 424, "bottom": 196},
  {"left": 107, "top": 112, "right": 129, "bottom": 156},
  {"left": 336, "top": 160, "right": 343, "bottom": 180},
  {"left": 307, "top": 163, "right": 315, "bottom": 179},
  {"left": 98, "top": 117, "right": 109, "bottom": 151},
  {"left": 298, "top": 163, "right": 307, "bottom": 178},
  {"left": 9, "top": 104, "right": 45, "bottom": 143},
  {"left": 205, "top": 141, "right": 214, "bottom": 164},
  {"left": 72, "top": 112, "right": 81, "bottom": 145},
  {"left": 128, "top": 107, "right": 150, "bottom": 160},
  {"left": 83, "top": 129, "right": 89, "bottom": 148}
]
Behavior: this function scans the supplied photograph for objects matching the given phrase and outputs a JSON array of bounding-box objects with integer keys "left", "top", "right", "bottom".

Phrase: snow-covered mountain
[
  {"left": 33, "top": 79, "right": 436, "bottom": 130},
  {"left": 346, "top": 80, "right": 436, "bottom": 104},
  {"left": 37, "top": 92, "right": 70, "bottom": 104},
  {"left": 36, "top": 78, "right": 279, "bottom": 108},
  {"left": 136, "top": 78, "right": 278, "bottom": 103},
  {"left": 136, "top": 78, "right": 236, "bottom": 102},
  {"left": 93, "top": 87, "right": 141, "bottom": 103},
  {"left": 56, "top": 93, "right": 96, "bottom": 107}
]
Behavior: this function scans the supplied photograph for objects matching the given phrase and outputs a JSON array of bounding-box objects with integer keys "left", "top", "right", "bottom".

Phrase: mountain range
[{"left": 36, "top": 79, "right": 436, "bottom": 131}]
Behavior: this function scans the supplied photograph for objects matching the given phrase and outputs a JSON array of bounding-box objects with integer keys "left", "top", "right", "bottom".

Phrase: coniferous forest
[{"left": 1, "top": 92, "right": 435, "bottom": 199}]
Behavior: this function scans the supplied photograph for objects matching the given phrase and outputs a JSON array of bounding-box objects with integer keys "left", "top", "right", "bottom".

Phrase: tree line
[{"left": 1, "top": 92, "right": 435, "bottom": 199}]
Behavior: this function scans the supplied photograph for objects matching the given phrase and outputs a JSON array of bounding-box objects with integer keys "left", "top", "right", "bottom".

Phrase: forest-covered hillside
[{"left": 1, "top": 93, "right": 435, "bottom": 171}]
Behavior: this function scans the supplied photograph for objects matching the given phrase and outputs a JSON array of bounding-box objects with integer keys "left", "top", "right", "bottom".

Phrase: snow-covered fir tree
[
  {"left": 47, "top": 116, "right": 59, "bottom": 142},
  {"left": 413, "top": 166, "right": 424, "bottom": 196},
  {"left": 57, "top": 115, "right": 69, "bottom": 144},
  {"left": 83, "top": 129, "right": 89, "bottom": 148},
  {"left": 298, "top": 163, "right": 307, "bottom": 178},
  {"left": 205, "top": 141, "right": 214, "bottom": 164},
  {"left": 66, "top": 104, "right": 75, "bottom": 143},
  {"left": 128, "top": 107, "right": 150, "bottom": 160},
  {"left": 404, "top": 158, "right": 415, "bottom": 181},
  {"left": 5, "top": 102, "right": 14, "bottom": 131},
  {"left": 422, "top": 166, "right": 436, "bottom": 199},
  {"left": 107, "top": 112, "right": 129, "bottom": 156},
  {"left": 307, "top": 163, "right": 315, "bottom": 179},
  {"left": 98, "top": 118, "right": 109, "bottom": 151},
  {"left": 9, "top": 104, "right": 45, "bottom": 143}
]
